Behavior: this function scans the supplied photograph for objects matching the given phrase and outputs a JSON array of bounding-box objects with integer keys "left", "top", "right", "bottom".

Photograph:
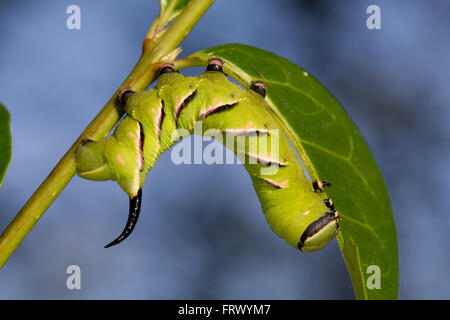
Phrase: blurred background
[{"left": 0, "top": 0, "right": 448, "bottom": 299}]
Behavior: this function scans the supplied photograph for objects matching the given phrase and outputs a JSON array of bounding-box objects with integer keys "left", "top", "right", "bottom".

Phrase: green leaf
[
  {"left": 0, "top": 103, "right": 11, "bottom": 189},
  {"left": 183, "top": 44, "right": 398, "bottom": 299},
  {"left": 159, "top": 0, "right": 192, "bottom": 22}
]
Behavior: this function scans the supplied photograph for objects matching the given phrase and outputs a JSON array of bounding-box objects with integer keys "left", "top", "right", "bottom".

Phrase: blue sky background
[{"left": 0, "top": 0, "right": 449, "bottom": 299}]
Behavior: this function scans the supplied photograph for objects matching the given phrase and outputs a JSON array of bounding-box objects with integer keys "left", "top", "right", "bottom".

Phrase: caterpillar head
[{"left": 298, "top": 211, "right": 341, "bottom": 252}]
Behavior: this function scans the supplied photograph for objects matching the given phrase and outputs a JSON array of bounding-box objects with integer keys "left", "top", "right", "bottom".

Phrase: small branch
[{"left": 0, "top": 0, "right": 215, "bottom": 269}]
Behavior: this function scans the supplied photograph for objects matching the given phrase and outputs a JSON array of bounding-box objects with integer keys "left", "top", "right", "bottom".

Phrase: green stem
[{"left": 0, "top": 0, "right": 215, "bottom": 269}]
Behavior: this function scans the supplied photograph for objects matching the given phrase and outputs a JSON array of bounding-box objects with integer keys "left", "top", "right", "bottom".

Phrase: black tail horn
[{"left": 104, "top": 189, "right": 142, "bottom": 248}]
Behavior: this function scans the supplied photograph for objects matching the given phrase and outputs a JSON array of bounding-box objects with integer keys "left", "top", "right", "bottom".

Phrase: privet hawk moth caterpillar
[{"left": 76, "top": 59, "right": 341, "bottom": 252}]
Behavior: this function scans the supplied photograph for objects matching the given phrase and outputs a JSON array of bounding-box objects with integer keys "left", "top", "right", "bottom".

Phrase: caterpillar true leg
[
  {"left": 313, "top": 180, "right": 331, "bottom": 192},
  {"left": 323, "top": 198, "right": 335, "bottom": 211}
]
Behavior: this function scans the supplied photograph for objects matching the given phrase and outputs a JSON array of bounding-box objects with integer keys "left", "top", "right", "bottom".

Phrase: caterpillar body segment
[{"left": 76, "top": 60, "right": 340, "bottom": 251}]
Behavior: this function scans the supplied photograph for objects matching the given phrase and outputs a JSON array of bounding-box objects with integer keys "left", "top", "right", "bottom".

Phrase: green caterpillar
[{"left": 76, "top": 59, "right": 341, "bottom": 252}]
